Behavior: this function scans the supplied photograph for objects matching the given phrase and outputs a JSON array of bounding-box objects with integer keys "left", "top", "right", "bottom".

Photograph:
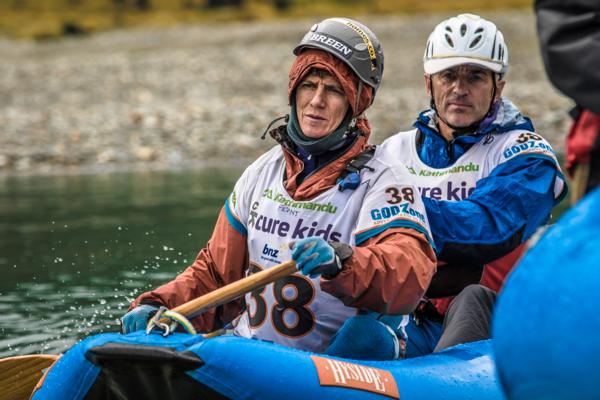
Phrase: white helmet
[{"left": 423, "top": 14, "right": 508, "bottom": 76}]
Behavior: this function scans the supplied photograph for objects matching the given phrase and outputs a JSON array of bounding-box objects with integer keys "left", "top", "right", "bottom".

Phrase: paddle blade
[{"left": 0, "top": 355, "right": 59, "bottom": 400}]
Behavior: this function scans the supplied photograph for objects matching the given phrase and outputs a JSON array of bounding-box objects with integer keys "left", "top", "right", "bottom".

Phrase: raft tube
[
  {"left": 493, "top": 187, "right": 600, "bottom": 399},
  {"left": 33, "top": 330, "right": 504, "bottom": 400}
]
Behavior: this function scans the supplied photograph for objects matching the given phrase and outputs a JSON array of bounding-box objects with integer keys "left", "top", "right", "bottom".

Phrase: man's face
[
  {"left": 425, "top": 65, "right": 505, "bottom": 128},
  {"left": 295, "top": 71, "right": 350, "bottom": 139}
]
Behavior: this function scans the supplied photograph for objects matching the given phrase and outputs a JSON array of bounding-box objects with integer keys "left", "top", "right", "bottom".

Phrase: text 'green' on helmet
[
  {"left": 423, "top": 13, "right": 508, "bottom": 77},
  {"left": 294, "top": 17, "right": 384, "bottom": 96}
]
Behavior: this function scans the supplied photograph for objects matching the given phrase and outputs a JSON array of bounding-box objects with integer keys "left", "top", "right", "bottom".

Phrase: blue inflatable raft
[{"left": 33, "top": 330, "right": 504, "bottom": 400}]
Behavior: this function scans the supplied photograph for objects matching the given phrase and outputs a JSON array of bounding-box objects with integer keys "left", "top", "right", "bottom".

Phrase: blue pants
[
  {"left": 325, "top": 312, "right": 407, "bottom": 360},
  {"left": 388, "top": 285, "right": 496, "bottom": 357},
  {"left": 326, "top": 285, "right": 495, "bottom": 360},
  {"left": 402, "top": 315, "right": 443, "bottom": 358},
  {"left": 325, "top": 313, "right": 443, "bottom": 360},
  {"left": 397, "top": 284, "right": 496, "bottom": 357}
]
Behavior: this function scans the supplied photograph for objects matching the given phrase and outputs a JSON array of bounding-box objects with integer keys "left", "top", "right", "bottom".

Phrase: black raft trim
[
  {"left": 87, "top": 342, "right": 204, "bottom": 370},
  {"left": 84, "top": 343, "right": 230, "bottom": 400}
]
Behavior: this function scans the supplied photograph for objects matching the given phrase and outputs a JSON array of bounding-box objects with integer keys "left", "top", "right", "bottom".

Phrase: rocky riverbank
[{"left": 0, "top": 10, "right": 573, "bottom": 175}]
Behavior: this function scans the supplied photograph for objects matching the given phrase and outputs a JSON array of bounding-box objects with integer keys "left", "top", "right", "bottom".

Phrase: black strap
[
  {"left": 415, "top": 129, "right": 425, "bottom": 152},
  {"left": 337, "top": 146, "right": 376, "bottom": 192},
  {"left": 340, "top": 146, "right": 376, "bottom": 179}
]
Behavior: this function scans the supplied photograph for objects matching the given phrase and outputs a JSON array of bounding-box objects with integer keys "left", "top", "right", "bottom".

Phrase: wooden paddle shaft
[
  {"left": 571, "top": 162, "right": 590, "bottom": 205},
  {"left": 171, "top": 260, "right": 297, "bottom": 319}
]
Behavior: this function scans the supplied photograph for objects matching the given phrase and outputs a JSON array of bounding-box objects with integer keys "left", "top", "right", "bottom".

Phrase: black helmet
[{"left": 294, "top": 17, "right": 384, "bottom": 96}]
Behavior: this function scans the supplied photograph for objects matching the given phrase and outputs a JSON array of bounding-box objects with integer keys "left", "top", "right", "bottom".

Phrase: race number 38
[
  {"left": 247, "top": 263, "right": 316, "bottom": 338},
  {"left": 385, "top": 186, "right": 414, "bottom": 204},
  {"left": 516, "top": 132, "right": 543, "bottom": 143}
]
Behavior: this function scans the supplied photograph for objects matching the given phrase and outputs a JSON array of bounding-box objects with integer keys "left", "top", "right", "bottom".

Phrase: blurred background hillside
[
  {"left": 1, "top": 0, "right": 531, "bottom": 39},
  {"left": 0, "top": 1, "right": 572, "bottom": 175}
]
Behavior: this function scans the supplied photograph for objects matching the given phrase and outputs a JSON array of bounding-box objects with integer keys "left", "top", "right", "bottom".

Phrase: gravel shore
[{"left": 0, "top": 10, "right": 573, "bottom": 175}]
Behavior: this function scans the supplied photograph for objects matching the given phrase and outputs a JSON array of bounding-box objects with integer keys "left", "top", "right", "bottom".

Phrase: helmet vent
[
  {"left": 469, "top": 35, "right": 482, "bottom": 49},
  {"left": 423, "top": 15, "right": 508, "bottom": 75}
]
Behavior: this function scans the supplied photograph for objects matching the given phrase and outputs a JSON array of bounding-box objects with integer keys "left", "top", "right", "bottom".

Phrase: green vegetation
[{"left": 0, "top": 0, "right": 532, "bottom": 40}]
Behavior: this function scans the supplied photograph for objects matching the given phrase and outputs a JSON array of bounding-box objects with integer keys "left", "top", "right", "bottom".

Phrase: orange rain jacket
[
  {"left": 131, "top": 50, "right": 437, "bottom": 333},
  {"left": 131, "top": 132, "right": 436, "bottom": 333}
]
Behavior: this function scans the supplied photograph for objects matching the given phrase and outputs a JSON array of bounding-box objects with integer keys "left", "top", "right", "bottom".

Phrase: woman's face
[{"left": 295, "top": 71, "right": 350, "bottom": 139}]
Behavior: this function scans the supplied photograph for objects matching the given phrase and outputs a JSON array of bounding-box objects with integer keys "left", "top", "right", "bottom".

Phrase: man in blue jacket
[{"left": 328, "top": 14, "right": 567, "bottom": 360}]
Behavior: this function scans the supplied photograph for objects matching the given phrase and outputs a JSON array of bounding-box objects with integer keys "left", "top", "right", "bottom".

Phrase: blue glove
[
  {"left": 290, "top": 237, "right": 341, "bottom": 278},
  {"left": 121, "top": 304, "right": 158, "bottom": 333}
]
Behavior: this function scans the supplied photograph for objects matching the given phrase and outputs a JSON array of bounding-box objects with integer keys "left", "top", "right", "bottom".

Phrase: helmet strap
[
  {"left": 355, "top": 80, "right": 363, "bottom": 115},
  {"left": 487, "top": 74, "right": 498, "bottom": 116}
]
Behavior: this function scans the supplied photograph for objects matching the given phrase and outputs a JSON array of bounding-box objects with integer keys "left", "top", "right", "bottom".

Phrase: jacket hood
[{"left": 288, "top": 49, "right": 373, "bottom": 135}]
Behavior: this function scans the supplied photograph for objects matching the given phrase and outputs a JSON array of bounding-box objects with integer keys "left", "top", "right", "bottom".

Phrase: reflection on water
[{"left": 0, "top": 168, "right": 241, "bottom": 357}]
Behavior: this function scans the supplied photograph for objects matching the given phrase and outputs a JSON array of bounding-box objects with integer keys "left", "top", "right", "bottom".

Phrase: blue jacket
[{"left": 415, "top": 98, "right": 566, "bottom": 265}]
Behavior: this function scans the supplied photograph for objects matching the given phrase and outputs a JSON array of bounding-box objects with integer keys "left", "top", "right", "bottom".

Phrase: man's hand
[
  {"left": 290, "top": 237, "right": 341, "bottom": 278},
  {"left": 121, "top": 305, "right": 158, "bottom": 333}
]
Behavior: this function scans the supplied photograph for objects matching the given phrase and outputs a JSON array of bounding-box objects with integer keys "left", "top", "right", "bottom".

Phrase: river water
[{"left": 0, "top": 168, "right": 241, "bottom": 358}]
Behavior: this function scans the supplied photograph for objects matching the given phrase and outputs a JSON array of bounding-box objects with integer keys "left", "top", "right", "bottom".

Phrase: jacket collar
[
  {"left": 415, "top": 97, "right": 534, "bottom": 140},
  {"left": 412, "top": 97, "right": 534, "bottom": 168},
  {"left": 270, "top": 124, "right": 370, "bottom": 200}
]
